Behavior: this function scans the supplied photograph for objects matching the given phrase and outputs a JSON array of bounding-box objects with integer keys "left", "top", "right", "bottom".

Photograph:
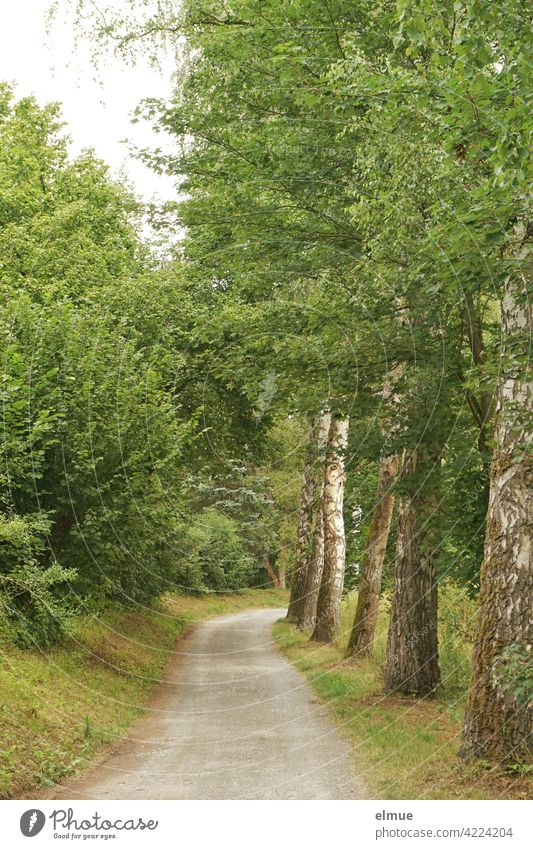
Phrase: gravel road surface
[{"left": 49, "top": 608, "right": 365, "bottom": 799}]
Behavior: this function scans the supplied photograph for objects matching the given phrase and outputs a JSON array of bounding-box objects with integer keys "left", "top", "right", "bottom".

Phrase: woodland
[{"left": 0, "top": 0, "right": 531, "bottom": 790}]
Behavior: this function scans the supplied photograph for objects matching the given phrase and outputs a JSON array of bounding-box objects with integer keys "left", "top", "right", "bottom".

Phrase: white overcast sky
[{"left": 0, "top": 1, "right": 178, "bottom": 202}]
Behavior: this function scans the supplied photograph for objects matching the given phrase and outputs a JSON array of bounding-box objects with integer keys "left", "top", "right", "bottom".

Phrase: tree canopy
[{"left": 1, "top": 0, "right": 531, "bottom": 769}]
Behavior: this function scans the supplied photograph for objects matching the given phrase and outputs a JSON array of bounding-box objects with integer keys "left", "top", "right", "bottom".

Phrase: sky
[{"left": 0, "top": 1, "right": 178, "bottom": 202}]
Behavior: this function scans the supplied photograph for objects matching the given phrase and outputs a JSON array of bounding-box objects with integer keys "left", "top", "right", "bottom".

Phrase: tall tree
[
  {"left": 460, "top": 225, "right": 532, "bottom": 763},
  {"left": 287, "top": 417, "right": 319, "bottom": 619},
  {"left": 384, "top": 451, "right": 441, "bottom": 695},
  {"left": 347, "top": 452, "right": 398, "bottom": 656},
  {"left": 311, "top": 415, "right": 349, "bottom": 643},
  {"left": 295, "top": 411, "right": 332, "bottom": 628}
]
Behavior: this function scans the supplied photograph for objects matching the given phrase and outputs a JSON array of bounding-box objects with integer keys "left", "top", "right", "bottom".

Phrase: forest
[{"left": 0, "top": 0, "right": 531, "bottom": 799}]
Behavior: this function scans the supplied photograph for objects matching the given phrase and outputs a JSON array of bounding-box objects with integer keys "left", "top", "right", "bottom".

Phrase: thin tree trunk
[
  {"left": 384, "top": 450, "right": 441, "bottom": 696},
  {"left": 311, "top": 416, "right": 349, "bottom": 643},
  {"left": 287, "top": 417, "right": 320, "bottom": 619},
  {"left": 297, "top": 487, "right": 325, "bottom": 629},
  {"left": 264, "top": 554, "right": 280, "bottom": 589},
  {"left": 460, "top": 226, "right": 532, "bottom": 764},
  {"left": 463, "top": 291, "right": 495, "bottom": 471},
  {"left": 292, "top": 411, "right": 331, "bottom": 628},
  {"left": 347, "top": 453, "right": 398, "bottom": 657}
]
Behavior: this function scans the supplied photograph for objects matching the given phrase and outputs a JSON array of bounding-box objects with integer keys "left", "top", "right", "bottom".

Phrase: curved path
[{"left": 51, "top": 608, "right": 365, "bottom": 800}]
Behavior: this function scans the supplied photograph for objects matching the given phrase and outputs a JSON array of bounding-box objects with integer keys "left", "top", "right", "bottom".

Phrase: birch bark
[
  {"left": 311, "top": 416, "right": 349, "bottom": 643},
  {"left": 460, "top": 225, "right": 532, "bottom": 763}
]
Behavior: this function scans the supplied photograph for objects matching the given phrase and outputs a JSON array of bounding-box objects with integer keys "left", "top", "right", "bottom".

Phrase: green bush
[
  {"left": 0, "top": 513, "right": 75, "bottom": 646},
  {"left": 181, "top": 508, "right": 254, "bottom": 593}
]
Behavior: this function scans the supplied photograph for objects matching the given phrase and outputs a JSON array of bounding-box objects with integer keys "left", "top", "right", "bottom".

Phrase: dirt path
[{"left": 48, "top": 608, "right": 365, "bottom": 799}]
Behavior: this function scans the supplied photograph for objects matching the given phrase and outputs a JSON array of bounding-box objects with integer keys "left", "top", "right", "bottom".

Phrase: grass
[
  {"left": 0, "top": 587, "right": 287, "bottom": 799},
  {"left": 274, "top": 585, "right": 532, "bottom": 800}
]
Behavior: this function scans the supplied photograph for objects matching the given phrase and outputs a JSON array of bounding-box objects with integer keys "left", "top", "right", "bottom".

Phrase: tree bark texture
[
  {"left": 292, "top": 411, "right": 331, "bottom": 628},
  {"left": 384, "top": 450, "right": 441, "bottom": 696},
  {"left": 460, "top": 226, "right": 532, "bottom": 764},
  {"left": 311, "top": 416, "right": 349, "bottom": 643},
  {"left": 347, "top": 453, "right": 398, "bottom": 657},
  {"left": 297, "top": 487, "right": 325, "bottom": 629},
  {"left": 464, "top": 291, "right": 495, "bottom": 470},
  {"left": 287, "top": 416, "right": 323, "bottom": 620}
]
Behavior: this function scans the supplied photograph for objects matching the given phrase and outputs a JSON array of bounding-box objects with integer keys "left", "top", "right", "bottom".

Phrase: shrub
[
  {"left": 0, "top": 513, "right": 75, "bottom": 646},
  {"left": 181, "top": 508, "right": 254, "bottom": 593}
]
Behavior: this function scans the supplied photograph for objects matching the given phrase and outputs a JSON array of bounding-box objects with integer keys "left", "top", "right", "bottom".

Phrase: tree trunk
[
  {"left": 384, "top": 450, "right": 441, "bottom": 696},
  {"left": 297, "top": 487, "right": 325, "bottom": 629},
  {"left": 311, "top": 416, "right": 349, "bottom": 643},
  {"left": 460, "top": 226, "right": 532, "bottom": 764},
  {"left": 287, "top": 416, "right": 321, "bottom": 619},
  {"left": 463, "top": 291, "right": 495, "bottom": 471},
  {"left": 347, "top": 453, "right": 398, "bottom": 657},
  {"left": 264, "top": 554, "right": 280, "bottom": 589},
  {"left": 292, "top": 411, "right": 331, "bottom": 628}
]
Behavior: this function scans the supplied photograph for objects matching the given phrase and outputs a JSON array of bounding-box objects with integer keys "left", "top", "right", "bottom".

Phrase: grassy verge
[
  {"left": 0, "top": 587, "right": 287, "bottom": 798},
  {"left": 274, "top": 588, "right": 531, "bottom": 800}
]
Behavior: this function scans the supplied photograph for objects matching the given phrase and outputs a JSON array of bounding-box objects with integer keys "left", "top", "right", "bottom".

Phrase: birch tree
[
  {"left": 460, "top": 227, "right": 532, "bottom": 763},
  {"left": 296, "top": 411, "right": 332, "bottom": 629},
  {"left": 311, "top": 416, "right": 349, "bottom": 643},
  {"left": 287, "top": 418, "right": 319, "bottom": 619}
]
